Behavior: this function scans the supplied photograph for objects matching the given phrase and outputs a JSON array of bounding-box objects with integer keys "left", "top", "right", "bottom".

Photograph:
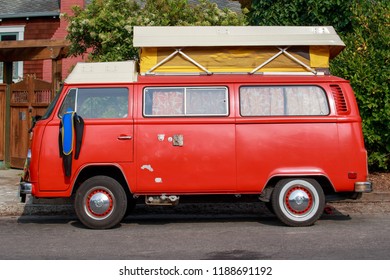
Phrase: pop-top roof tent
[
  {"left": 64, "top": 26, "right": 346, "bottom": 84},
  {"left": 133, "top": 26, "right": 345, "bottom": 75}
]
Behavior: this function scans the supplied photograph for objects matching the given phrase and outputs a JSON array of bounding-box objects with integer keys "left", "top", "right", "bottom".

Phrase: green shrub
[
  {"left": 331, "top": 1, "right": 390, "bottom": 170},
  {"left": 249, "top": 0, "right": 390, "bottom": 170},
  {"left": 65, "top": 0, "right": 246, "bottom": 62}
]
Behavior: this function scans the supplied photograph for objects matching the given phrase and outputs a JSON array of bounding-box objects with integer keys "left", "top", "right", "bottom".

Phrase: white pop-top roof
[
  {"left": 65, "top": 61, "right": 138, "bottom": 84},
  {"left": 133, "top": 26, "right": 345, "bottom": 48}
]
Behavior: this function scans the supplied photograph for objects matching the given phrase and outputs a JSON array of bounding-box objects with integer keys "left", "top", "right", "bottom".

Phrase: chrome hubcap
[
  {"left": 89, "top": 192, "right": 111, "bottom": 215},
  {"left": 285, "top": 186, "right": 313, "bottom": 215},
  {"left": 85, "top": 188, "right": 114, "bottom": 219}
]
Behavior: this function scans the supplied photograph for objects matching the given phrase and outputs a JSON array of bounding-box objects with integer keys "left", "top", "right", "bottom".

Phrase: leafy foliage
[
  {"left": 331, "top": 1, "right": 390, "bottom": 170},
  {"left": 249, "top": 0, "right": 390, "bottom": 170},
  {"left": 65, "top": 0, "right": 246, "bottom": 61},
  {"left": 65, "top": 0, "right": 140, "bottom": 61},
  {"left": 249, "top": 0, "right": 353, "bottom": 33}
]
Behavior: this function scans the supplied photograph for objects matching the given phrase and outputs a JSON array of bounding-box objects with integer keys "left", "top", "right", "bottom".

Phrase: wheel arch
[
  {"left": 71, "top": 164, "right": 132, "bottom": 199},
  {"left": 262, "top": 174, "right": 336, "bottom": 200}
]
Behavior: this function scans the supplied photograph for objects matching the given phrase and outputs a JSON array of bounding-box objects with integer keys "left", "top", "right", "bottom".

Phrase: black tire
[
  {"left": 75, "top": 176, "right": 127, "bottom": 229},
  {"left": 271, "top": 178, "right": 325, "bottom": 227}
]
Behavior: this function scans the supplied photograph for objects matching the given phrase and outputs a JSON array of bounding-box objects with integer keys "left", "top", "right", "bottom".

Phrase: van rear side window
[
  {"left": 143, "top": 87, "right": 228, "bottom": 117},
  {"left": 240, "top": 86, "right": 329, "bottom": 116},
  {"left": 59, "top": 88, "right": 129, "bottom": 119}
]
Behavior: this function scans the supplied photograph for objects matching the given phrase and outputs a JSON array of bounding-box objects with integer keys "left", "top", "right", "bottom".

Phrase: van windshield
[{"left": 40, "top": 85, "right": 63, "bottom": 120}]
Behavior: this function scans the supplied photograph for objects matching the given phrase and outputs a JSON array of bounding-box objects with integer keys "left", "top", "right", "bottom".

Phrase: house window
[{"left": 0, "top": 26, "right": 25, "bottom": 83}]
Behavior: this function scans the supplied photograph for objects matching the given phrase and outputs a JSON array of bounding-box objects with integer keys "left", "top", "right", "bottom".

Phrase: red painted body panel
[
  {"left": 135, "top": 122, "right": 236, "bottom": 193},
  {"left": 27, "top": 75, "right": 369, "bottom": 198},
  {"left": 236, "top": 122, "right": 340, "bottom": 190}
]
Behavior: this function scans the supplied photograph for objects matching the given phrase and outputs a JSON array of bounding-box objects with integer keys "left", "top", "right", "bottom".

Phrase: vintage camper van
[{"left": 20, "top": 26, "right": 372, "bottom": 229}]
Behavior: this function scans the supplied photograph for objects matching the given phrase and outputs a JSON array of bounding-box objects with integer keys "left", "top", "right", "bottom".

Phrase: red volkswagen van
[{"left": 19, "top": 27, "right": 372, "bottom": 229}]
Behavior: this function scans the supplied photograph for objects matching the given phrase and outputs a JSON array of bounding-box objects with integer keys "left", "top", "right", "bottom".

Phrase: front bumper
[
  {"left": 19, "top": 181, "right": 32, "bottom": 203},
  {"left": 19, "top": 149, "right": 32, "bottom": 203}
]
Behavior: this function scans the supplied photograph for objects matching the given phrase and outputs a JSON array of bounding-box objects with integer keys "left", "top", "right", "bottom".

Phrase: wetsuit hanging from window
[{"left": 59, "top": 109, "right": 84, "bottom": 177}]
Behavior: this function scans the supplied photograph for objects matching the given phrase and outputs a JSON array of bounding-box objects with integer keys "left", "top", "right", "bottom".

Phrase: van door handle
[{"left": 117, "top": 135, "right": 132, "bottom": 140}]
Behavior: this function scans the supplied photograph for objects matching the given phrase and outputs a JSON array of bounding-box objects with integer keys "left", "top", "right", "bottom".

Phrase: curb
[
  {"left": 352, "top": 192, "right": 390, "bottom": 202},
  {"left": 1, "top": 192, "right": 390, "bottom": 218},
  {"left": 0, "top": 203, "right": 74, "bottom": 217},
  {"left": 327, "top": 192, "right": 390, "bottom": 204}
]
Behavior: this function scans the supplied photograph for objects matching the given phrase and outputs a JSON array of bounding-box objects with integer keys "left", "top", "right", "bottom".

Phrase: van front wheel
[
  {"left": 271, "top": 178, "right": 325, "bottom": 227},
  {"left": 75, "top": 176, "right": 127, "bottom": 229}
]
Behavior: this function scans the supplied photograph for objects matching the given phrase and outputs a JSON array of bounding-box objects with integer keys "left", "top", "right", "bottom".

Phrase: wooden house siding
[
  {"left": 0, "top": 0, "right": 85, "bottom": 83},
  {"left": 1, "top": 17, "right": 60, "bottom": 80}
]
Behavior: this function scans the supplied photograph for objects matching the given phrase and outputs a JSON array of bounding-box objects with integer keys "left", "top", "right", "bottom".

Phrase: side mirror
[{"left": 28, "top": 115, "right": 42, "bottom": 133}]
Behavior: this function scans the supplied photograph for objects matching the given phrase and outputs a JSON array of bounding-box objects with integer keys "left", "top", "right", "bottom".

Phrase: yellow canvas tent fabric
[
  {"left": 309, "top": 46, "right": 330, "bottom": 68},
  {"left": 139, "top": 46, "right": 330, "bottom": 74}
]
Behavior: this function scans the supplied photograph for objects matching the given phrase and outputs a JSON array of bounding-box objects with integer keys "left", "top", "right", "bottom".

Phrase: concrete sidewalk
[
  {"left": 0, "top": 168, "right": 73, "bottom": 217},
  {"left": 1, "top": 168, "right": 390, "bottom": 217}
]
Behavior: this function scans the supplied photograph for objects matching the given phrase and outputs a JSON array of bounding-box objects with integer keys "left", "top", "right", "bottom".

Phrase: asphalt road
[{"left": 0, "top": 212, "right": 389, "bottom": 260}]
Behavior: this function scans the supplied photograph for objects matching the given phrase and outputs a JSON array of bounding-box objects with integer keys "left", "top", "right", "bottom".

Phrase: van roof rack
[{"left": 133, "top": 26, "right": 345, "bottom": 76}]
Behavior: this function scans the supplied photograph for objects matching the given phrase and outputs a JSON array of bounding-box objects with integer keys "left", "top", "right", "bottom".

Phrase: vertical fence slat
[{"left": 0, "top": 84, "right": 6, "bottom": 161}]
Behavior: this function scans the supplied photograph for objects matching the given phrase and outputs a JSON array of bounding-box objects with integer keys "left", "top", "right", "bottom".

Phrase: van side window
[
  {"left": 240, "top": 86, "right": 329, "bottom": 116},
  {"left": 59, "top": 88, "right": 77, "bottom": 115},
  {"left": 59, "top": 88, "right": 129, "bottom": 119},
  {"left": 143, "top": 87, "right": 228, "bottom": 117}
]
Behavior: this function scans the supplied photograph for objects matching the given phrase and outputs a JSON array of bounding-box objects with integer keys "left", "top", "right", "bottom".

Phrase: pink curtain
[
  {"left": 240, "top": 86, "right": 328, "bottom": 116},
  {"left": 152, "top": 91, "right": 184, "bottom": 116}
]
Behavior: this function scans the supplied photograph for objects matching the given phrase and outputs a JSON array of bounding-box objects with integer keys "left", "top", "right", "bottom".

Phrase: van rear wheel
[
  {"left": 271, "top": 178, "right": 325, "bottom": 227},
  {"left": 75, "top": 176, "right": 127, "bottom": 229}
]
